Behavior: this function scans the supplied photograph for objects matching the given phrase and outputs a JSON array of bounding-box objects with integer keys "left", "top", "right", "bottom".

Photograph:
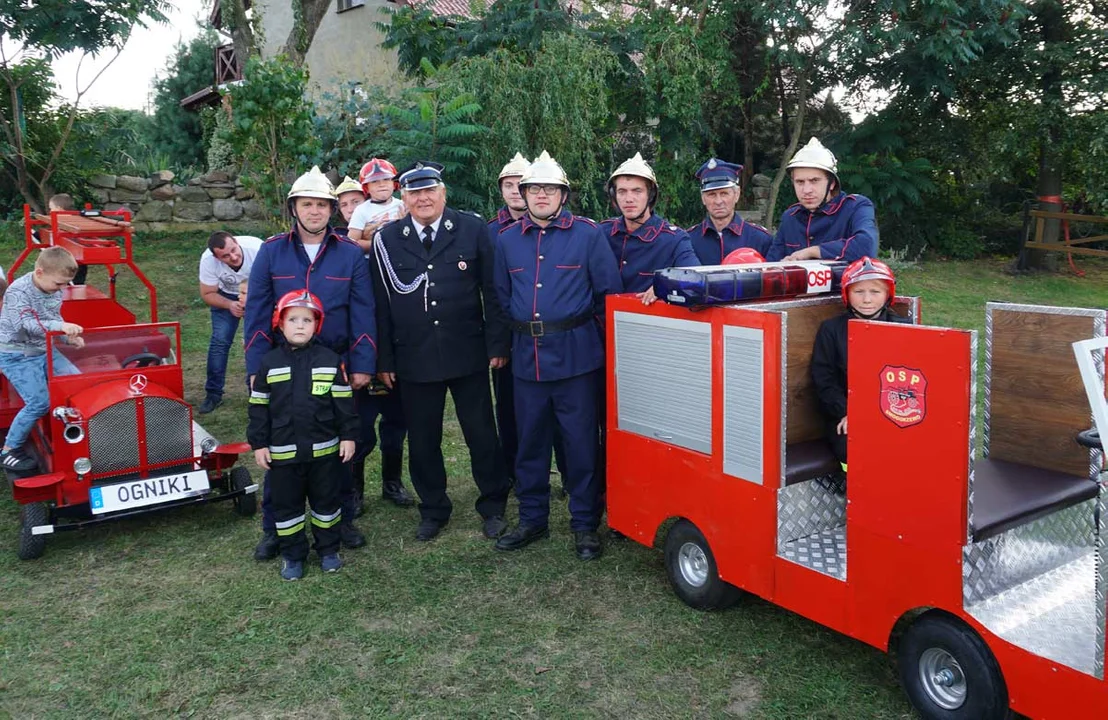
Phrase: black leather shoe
[
  {"left": 351, "top": 460, "right": 366, "bottom": 519},
  {"left": 495, "top": 524, "right": 550, "bottom": 551},
  {"left": 340, "top": 519, "right": 366, "bottom": 549},
  {"left": 381, "top": 452, "right": 415, "bottom": 507},
  {"left": 482, "top": 515, "right": 508, "bottom": 539},
  {"left": 197, "top": 395, "right": 222, "bottom": 414},
  {"left": 574, "top": 530, "right": 602, "bottom": 561},
  {"left": 253, "top": 530, "right": 279, "bottom": 561},
  {"left": 416, "top": 518, "right": 447, "bottom": 541}
]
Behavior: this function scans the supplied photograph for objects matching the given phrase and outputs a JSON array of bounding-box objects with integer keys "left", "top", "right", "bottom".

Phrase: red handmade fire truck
[
  {"left": 3, "top": 205, "right": 256, "bottom": 560},
  {"left": 608, "top": 261, "right": 1107, "bottom": 719}
]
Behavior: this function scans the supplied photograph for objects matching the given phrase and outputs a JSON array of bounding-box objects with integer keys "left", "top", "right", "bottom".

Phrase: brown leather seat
[
  {"left": 784, "top": 440, "right": 841, "bottom": 486},
  {"left": 971, "top": 458, "right": 1098, "bottom": 541}
]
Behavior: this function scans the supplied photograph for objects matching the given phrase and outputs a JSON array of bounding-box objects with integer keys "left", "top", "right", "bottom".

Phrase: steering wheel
[{"left": 120, "top": 352, "right": 162, "bottom": 368}]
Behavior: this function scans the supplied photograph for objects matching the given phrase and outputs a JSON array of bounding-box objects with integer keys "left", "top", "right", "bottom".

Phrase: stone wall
[
  {"left": 737, "top": 172, "right": 775, "bottom": 228},
  {"left": 86, "top": 170, "right": 270, "bottom": 225}
]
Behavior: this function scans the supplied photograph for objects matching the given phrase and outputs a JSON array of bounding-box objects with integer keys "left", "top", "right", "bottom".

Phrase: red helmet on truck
[
  {"left": 272, "top": 289, "right": 325, "bottom": 331},
  {"left": 840, "top": 256, "right": 895, "bottom": 305},
  {"left": 722, "top": 248, "right": 765, "bottom": 265}
]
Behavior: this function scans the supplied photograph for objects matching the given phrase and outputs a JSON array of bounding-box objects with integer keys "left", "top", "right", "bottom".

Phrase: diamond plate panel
[
  {"left": 777, "top": 475, "right": 846, "bottom": 549},
  {"left": 779, "top": 527, "right": 847, "bottom": 581},
  {"left": 1096, "top": 484, "right": 1106, "bottom": 680},
  {"left": 963, "top": 499, "right": 1096, "bottom": 605},
  {"left": 966, "top": 553, "right": 1098, "bottom": 677}
]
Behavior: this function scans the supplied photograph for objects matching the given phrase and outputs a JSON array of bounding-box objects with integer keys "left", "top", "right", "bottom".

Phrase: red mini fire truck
[
  {"left": 608, "top": 263, "right": 1107, "bottom": 719},
  {"left": 3, "top": 205, "right": 256, "bottom": 560}
]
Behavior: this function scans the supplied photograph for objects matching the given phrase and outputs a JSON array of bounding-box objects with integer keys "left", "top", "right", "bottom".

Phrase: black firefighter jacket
[
  {"left": 370, "top": 207, "right": 510, "bottom": 383},
  {"left": 246, "top": 338, "right": 360, "bottom": 465}
]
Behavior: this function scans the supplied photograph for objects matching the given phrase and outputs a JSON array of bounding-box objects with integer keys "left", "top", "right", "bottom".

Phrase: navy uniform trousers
[
  {"left": 353, "top": 386, "right": 406, "bottom": 463},
  {"left": 514, "top": 370, "right": 602, "bottom": 532},
  {"left": 493, "top": 365, "right": 567, "bottom": 483}
]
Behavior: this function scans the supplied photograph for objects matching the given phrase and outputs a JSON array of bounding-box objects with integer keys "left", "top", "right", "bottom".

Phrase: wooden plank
[
  {"left": 1028, "top": 210, "right": 1108, "bottom": 223},
  {"left": 784, "top": 302, "right": 841, "bottom": 443},
  {"left": 1023, "top": 242, "right": 1108, "bottom": 257},
  {"left": 987, "top": 307, "right": 1097, "bottom": 476}
]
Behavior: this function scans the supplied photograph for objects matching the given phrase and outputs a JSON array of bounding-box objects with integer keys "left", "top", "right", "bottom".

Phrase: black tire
[
  {"left": 230, "top": 467, "right": 257, "bottom": 517},
  {"left": 663, "top": 519, "right": 742, "bottom": 610},
  {"left": 898, "top": 613, "right": 1012, "bottom": 720},
  {"left": 17, "top": 502, "right": 48, "bottom": 560}
]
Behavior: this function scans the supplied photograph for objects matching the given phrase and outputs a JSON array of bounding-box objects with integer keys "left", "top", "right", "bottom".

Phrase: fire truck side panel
[
  {"left": 847, "top": 322, "right": 972, "bottom": 548},
  {"left": 992, "top": 636, "right": 1108, "bottom": 719}
]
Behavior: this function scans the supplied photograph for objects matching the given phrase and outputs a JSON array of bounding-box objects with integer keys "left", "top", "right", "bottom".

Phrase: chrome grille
[
  {"left": 88, "top": 400, "right": 139, "bottom": 475},
  {"left": 142, "top": 397, "right": 193, "bottom": 466}
]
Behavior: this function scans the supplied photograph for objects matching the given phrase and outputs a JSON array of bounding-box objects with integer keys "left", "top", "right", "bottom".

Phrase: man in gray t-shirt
[{"left": 198, "top": 231, "right": 262, "bottom": 414}]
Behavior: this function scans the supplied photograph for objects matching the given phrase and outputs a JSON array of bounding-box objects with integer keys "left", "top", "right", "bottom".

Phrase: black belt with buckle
[{"left": 509, "top": 313, "right": 594, "bottom": 337}]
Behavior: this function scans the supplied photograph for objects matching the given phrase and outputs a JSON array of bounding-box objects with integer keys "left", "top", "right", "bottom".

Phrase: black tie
[{"left": 421, "top": 225, "right": 433, "bottom": 253}]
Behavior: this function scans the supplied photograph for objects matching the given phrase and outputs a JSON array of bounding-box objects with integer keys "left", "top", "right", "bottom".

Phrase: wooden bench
[{"left": 970, "top": 303, "right": 1104, "bottom": 540}]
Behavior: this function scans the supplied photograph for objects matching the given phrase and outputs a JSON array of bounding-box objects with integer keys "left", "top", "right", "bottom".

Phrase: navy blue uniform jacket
[
  {"left": 244, "top": 227, "right": 377, "bottom": 378},
  {"left": 601, "top": 213, "right": 699, "bottom": 292},
  {"left": 494, "top": 210, "right": 622, "bottom": 382},
  {"left": 687, "top": 215, "right": 773, "bottom": 265},
  {"left": 767, "top": 192, "right": 878, "bottom": 263}
]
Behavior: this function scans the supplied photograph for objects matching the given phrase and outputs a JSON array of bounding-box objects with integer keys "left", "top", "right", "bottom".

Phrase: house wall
[{"left": 255, "top": 0, "right": 405, "bottom": 97}]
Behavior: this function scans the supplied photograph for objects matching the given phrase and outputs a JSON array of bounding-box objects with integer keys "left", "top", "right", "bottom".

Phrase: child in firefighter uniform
[
  {"left": 810, "top": 257, "right": 908, "bottom": 477},
  {"left": 247, "top": 290, "right": 359, "bottom": 581}
]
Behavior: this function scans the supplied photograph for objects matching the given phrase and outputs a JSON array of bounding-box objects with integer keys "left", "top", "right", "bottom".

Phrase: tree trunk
[
  {"left": 279, "top": 0, "right": 331, "bottom": 66},
  {"left": 763, "top": 71, "right": 807, "bottom": 228},
  {"left": 775, "top": 61, "right": 791, "bottom": 150},
  {"left": 224, "top": 0, "right": 257, "bottom": 77},
  {"left": 1023, "top": 0, "right": 1067, "bottom": 271}
]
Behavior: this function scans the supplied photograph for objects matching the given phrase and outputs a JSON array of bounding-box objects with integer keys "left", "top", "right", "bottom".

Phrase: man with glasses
[
  {"left": 492, "top": 151, "right": 622, "bottom": 561},
  {"left": 370, "top": 161, "right": 511, "bottom": 543},
  {"left": 602, "top": 153, "right": 699, "bottom": 305}
]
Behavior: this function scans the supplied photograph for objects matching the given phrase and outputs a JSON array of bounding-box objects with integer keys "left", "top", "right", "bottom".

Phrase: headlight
[{"left": 74, "top": 457, "right": 92, "bottom": 475}]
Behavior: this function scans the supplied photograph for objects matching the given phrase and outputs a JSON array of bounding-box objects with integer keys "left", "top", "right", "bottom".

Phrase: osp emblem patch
[{"left": 878, "top": 365, "right": 926, "bottom": 428}]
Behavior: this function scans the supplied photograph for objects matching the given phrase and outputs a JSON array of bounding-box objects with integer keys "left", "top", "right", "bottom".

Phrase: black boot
[
  {"left": 253, "top": 529, "right": 278, "bottom": 561},
  {"left": 351, "top": 459, "right": 366, "bottom": 519},
  {"left": 380, "top": 451, "right": 414, "bottom": 507},
  {"left": 340, "top": 517, "right": 366, "bottom": 549}
]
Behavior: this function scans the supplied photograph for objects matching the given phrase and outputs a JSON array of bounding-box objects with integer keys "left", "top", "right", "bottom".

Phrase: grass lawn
[{"left": 2, "top": 227, "right": 1107, "bottom": 719}]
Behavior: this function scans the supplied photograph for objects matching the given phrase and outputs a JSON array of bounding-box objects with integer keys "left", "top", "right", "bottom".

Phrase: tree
[
  {"left": 279, "top": 0, "right": 331, "bottom": 66},
  {"left": 0, "top": 0, "right": 169, "bottom": 210},
  {"left": 151, "top": 29, "right": 220, "bottom": 171},
  {"left": 222, "top": 55, "right": 319, "bottom": 218},
  {"left": 220, "top": 0, "right": 260, "bottom": 77},
  {"left": 384, "top": 59, "right": 488, "bottom": 209}
]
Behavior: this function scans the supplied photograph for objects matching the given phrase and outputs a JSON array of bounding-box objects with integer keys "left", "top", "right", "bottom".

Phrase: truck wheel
[
  {"left": 230, "top": 467, "right": 257, "bottom": 517},
  {"left": 17, "top": 502, "right": 48, "bottom": 560},
  {"left": 663, "top": 519, "right": 741, "bottom": 610},
  {"left": 898, "top": 614, "right": 1011, "bottom": 720}
]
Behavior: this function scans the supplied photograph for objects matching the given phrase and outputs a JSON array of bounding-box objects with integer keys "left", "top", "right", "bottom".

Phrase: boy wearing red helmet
[
  {"left": 347, "top": 158, "right": 406, "bottom": 250},
  {"left": 810, "top": 257, "right": 908, "bottom": 473},
  {"left": 247, "top": 290, "right": 360, "bottom": 581}
]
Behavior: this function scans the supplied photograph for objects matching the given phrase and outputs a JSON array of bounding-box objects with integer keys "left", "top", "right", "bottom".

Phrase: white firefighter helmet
[
  {"left": 287, "top": 166, "right": 336, "bottom": 202},
  {"left": 498, "top": 152, "right": 532, "bottom": 182},
  {"left": 519, "top": 150, "right": 570, "bottom": 189},
  {"left": 608, "top": 152, "right": 657, "bottom": 187},
  {"left": 786, "top": 137, "right": 839, "bottom": 185},
  {"left": 334, "top": 175, "right": 364, "bottom": 197}
]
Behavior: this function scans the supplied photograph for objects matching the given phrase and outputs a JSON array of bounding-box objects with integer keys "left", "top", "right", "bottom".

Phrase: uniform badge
[
  {"left": 458, "top": 261, "right": 468, "bottom": 271},
  {"left": 444, "top": 219, "right": 454, "bottom": 231},
  {"left": 403, "top": 226, "right": 410, "bottom": 237},
  {"left": 708, "top": 158, "right": 718, "bottom": 169},
  {"left": 879, "top": 365, "right": 927, "bottom": 428}
]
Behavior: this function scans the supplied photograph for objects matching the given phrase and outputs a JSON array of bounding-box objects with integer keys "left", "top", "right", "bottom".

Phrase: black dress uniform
[
  {"left": 247, "top": 339, "right": 359, "bottom": 562},
  {"left": 371, "top": 205, "right": 511, "bottom": 530}
]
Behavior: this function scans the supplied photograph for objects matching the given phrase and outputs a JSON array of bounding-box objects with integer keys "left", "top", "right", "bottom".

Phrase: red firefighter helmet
[
  {"left": 272, "top": 289, "right": 325, "bottom": 332},
  {"left": 840, "top": 256, "right": 896, "bottom": 305},
  {"left": 359, "top": 158, "right": 399, "bottom": 192},
  {"left": 722, "top": 248, "right": 765, "bottom": 265}
]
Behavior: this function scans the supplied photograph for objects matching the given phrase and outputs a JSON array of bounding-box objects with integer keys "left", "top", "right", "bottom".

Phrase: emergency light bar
[{"left": 654, "top": 260, "right": 847, "bottom": 306}]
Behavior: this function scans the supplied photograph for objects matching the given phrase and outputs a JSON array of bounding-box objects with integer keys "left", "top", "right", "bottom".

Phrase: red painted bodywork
[
  {"left": 3, "top": 206, "right": 243, "bottom": 514},
  {"left": 605, "top": 294, "right": 1108, "bottom": 719}
]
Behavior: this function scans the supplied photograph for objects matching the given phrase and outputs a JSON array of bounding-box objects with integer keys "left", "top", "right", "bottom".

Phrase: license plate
[{"left": 89, "top": 470, "right": 211, "bottom": 515}]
